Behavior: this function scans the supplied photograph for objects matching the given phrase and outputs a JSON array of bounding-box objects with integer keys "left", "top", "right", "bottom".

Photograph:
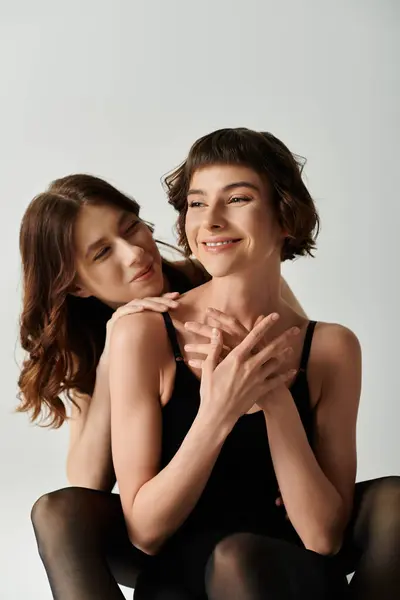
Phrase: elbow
[
  {"left": 305, "top": 532, "right": 343, "bottom": 556},
  {"left": 125, "top": 509, "right": 167, "bottom": 557},
  {"left": 304, "top": 503, "right": 346, "bottom": 556},
  {"left": 127, "top": 529, "right": 165, "bottom": 557}
]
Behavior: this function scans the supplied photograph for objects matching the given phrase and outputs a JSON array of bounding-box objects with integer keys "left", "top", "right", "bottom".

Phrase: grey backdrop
[{"left": 1, "top": 1, "right": 398, "bottom": 598}]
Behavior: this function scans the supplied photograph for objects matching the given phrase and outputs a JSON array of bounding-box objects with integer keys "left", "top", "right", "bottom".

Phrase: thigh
[
  {"left": 136, "top": 529, "right": 227, "bottom": 599},
  {"left": 81, "top": 488, "right": 152, "bottom": 587},
  {"left": 207, "top": 531, "right": 348, "bottom": 600},
  {"left": 335, "top": 477, "right": 396, "bottom": 575}
]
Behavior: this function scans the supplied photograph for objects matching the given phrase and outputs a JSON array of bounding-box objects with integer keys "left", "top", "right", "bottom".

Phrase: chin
[{"left": 197, "top": 255, "right": 241, "bottom": 279}]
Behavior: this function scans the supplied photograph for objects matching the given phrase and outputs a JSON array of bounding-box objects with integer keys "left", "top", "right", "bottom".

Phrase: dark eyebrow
[
  {"left": 85, "top": 211, "right": 137, "bottom": 258},
  {"left": 187, "top": 181, "right": 261, "bottom": 197}
]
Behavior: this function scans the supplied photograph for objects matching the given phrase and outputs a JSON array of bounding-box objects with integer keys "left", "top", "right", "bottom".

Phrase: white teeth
[{"left": 205, "top": 240, "right": 235, "bottom": 247}]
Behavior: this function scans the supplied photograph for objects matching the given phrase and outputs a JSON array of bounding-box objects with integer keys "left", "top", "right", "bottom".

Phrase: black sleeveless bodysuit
[
  {"left": 159, "top": 310, "right": 317, "bottom": 544},
  {"left": 135, "top": 263, "right": 332, "bottom": 596}
]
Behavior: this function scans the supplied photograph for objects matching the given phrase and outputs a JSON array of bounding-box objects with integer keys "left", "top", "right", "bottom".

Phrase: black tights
[{"left": 31, "top": 476, "right": 400, "bottom": 599}]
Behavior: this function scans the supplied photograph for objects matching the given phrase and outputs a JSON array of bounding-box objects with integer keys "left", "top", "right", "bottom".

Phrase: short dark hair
[{"left": 163, "top": 127, "right": 320, "bottom": 261}]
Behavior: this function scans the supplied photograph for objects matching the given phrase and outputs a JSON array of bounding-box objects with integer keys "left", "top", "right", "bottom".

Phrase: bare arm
[
  {"left": 67, "top": 360, "right": 115, "bottom": 491},
  {"left": 109, "top": 314, "right": 228, "bottom": 555},
  {"left": 66, "top": 295, "right": 180, "bottom": 491},
  {"left": 261, "top": 325, "right": 361, "bottom": 555},
  {"left": 281, "top": 277, "right": 307, "bottom": 318}
]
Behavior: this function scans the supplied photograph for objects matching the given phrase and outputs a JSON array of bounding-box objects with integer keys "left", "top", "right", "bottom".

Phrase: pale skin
[
  {"left": 68, "top": 203, "right": 305, "bottom": 491},
  {"left": 109, "top": 165, "right": 361, "bottom": 557}
]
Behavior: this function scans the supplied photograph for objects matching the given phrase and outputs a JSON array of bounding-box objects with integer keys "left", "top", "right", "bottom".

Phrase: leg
[
  {"left": 31, "top": 486, "right": 151, "bottom": 599},
  {"left": 204, "top": 532, "right": 348, "bottom": 600},
  {"left": 340, "top": 476, "right": 400, "bottom": 599}
]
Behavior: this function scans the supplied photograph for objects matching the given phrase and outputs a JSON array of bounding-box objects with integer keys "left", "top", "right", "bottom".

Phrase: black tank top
[{"left": 160, "top": 311, "right": 317, "bottom": 539}]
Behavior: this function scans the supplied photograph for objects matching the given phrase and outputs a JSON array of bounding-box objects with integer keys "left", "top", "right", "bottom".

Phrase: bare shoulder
[
  {"left": 309, "top": 322, "right": 361, "bottom": 409},
  {"left": 307, "top": 322, "right": 361, "bottom": 408},
  {"left": 313, "top": 322, "right": 361, "bottom": 366},
  {"left": 110, "top": 311, "right": 170, "bottom": 360}
]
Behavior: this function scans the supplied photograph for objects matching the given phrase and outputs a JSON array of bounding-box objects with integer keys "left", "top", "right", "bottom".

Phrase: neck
[{"left": 199, "top": 260, "right": 284, "bottom": 331}]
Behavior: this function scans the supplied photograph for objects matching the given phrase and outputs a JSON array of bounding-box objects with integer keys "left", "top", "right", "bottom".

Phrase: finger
[
  {"left": 263, "top": 369, "right": 297, "bottom": 393},
  {"left": 252, "top": 327, "right": 300, "bottom": 368},
  {"left": 184, "top": 321, "right": 215, "bottom": 340},
  {"left": 187, "top": 359, "right": 205, "bottom": 369},
  {"left": 260, "top": 346, "right": 293, "bottom": 378},
  {"left": 233, "top": 313, "right": 280, "bottom": 359},
  {"left": 126, "top": 296, "right": 179, "bottom": 309},
  {"left": 145, "top": 297, "right": 180, "bottom": 308},
  {"left": 202, "top": 328, "right": 223, "bottom": 374},
  {"left": 162, "top": 292, "right": 181, "bottom": 298},
  {"left": 185, "top": 321, "right": 236, "bottom": 350},
  {"left": 137, "top": 298, "right": 179, "bottom": 311},
  {"left": 184, "top": 343, "right": 215, "bottom": 356},
  {"left": 206, "top": 308, "right": 249, "bottom": 338}
]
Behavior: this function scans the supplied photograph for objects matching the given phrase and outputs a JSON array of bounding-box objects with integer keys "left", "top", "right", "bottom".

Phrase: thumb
[{"left": 203, "top": 328, "right": 223, "bottom": 374}]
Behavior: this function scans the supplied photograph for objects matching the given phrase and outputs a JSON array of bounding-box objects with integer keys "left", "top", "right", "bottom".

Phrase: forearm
[
  {"left": 127, "top": 412, "right": 229, "bottom": 555},
  {"left": 264, "top": 393, "right": 345, "bottom": 554},
  {"left": 67, "top": 362, "right": 115, "bottom": 491}
]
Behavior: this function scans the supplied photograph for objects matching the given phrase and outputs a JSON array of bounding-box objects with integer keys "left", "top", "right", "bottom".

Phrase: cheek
[
  {"left": 137, "top": 229, "right": 160, "bottom": 257},
  {"left": 184, "top": 213, "right": 198, "bottom": 250}
]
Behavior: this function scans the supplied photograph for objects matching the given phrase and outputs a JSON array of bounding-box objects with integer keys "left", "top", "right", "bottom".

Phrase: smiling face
[
  {"left": 73, "top": 203, "right": 163, "bottom": 307},
  {"left": 185, "top": 164, "right": 284, "bottom": 277}
]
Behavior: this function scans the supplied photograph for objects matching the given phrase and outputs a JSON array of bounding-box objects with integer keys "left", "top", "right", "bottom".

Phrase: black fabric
[
  {"left": 133, "top": 316, "right": 344, "bottom": 598},
  {"left": 31, "top": 477, "right": 400, "bottom": 598},
  {"left": 157, "top": 315, "right": 316, "bottom": 541},
  {"left": 30, "top": 279, "right": 400, "bottom": 597}
]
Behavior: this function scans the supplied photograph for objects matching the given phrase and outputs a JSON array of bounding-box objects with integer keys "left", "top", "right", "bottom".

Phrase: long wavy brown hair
[
  {"left": 17, "top": 174, "right": 169, "bottom": 428},
  {"left": 164, "top": 128, "right": 320, "bottom": 261}
]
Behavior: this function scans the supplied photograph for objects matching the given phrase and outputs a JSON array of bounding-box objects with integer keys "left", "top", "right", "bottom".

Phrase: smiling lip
[
  {"left": 201, "top": 238, "right": 241, "bottom": 252},
  {"left": 130, "top": 264, "right": 154, "bottom": 283}
]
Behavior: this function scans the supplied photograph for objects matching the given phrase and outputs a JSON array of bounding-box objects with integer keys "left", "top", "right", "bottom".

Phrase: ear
[{"left": 69, "top": 283, "right": 91, "bottom": 299}]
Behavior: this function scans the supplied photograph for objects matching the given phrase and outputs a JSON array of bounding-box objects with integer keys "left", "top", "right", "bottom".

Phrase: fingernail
[
  {"left": 292, "top": 327, "right": 300, "bottom": 335},
  {"left": 212, "top": 328, "right": 219, "bottom": 337},
  {"left": 271, "top": 313, "right": 280, "bottom": 321}
]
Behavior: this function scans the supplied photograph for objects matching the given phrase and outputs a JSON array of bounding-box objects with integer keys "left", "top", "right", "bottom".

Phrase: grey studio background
[{"left": 0, "top": 1, "right": 399, "bottom": 598}]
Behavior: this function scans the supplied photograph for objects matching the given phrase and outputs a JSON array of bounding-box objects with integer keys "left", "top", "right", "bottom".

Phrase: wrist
[
  {"left": 261, "top": 387, "right": 293, "bottom": 417},
  {"left": 196, "top": 406, "right": 233, "bottom": 445}
]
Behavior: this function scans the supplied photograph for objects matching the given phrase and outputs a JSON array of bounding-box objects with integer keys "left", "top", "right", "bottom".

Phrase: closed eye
[
  {"left": 124, "top": 220, "right": 139, "bottom": 234},
  {"left": 94, "top": 246, "right": 111, "bottom": 261}
]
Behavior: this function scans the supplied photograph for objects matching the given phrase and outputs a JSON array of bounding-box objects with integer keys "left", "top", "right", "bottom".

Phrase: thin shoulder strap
[
  {"left": 299, "top": 320, "right": 317, "bottom": 372},
  {"left": 161, "top": 312, "right": 184, "bottom": 362}
]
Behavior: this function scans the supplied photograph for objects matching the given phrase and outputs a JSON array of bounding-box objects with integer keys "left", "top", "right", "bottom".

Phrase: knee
[
  {"left": 209, "top": 532, "right": 257, "bottom": 571},
  {"left": 31, "top": 487, "right": 87, "bottom": 553},
  {"left": 31, "top": 487, "right": 80, "bottom": 527},
  {"left": 369, "top": 477, "right": 400, "bottom": 519}
]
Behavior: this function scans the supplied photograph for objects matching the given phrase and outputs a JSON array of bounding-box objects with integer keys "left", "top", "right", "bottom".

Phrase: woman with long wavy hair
[{"left": 18, "top": 172, "right": 303, "bottom": 598}]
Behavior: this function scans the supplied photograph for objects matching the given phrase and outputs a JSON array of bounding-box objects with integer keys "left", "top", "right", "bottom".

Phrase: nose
[
  {"left": 115, "top": 238, "right": 144, "bottom": 267},
  {"left": 202, "top": 203, "right": 226, "bottom": 232}
]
